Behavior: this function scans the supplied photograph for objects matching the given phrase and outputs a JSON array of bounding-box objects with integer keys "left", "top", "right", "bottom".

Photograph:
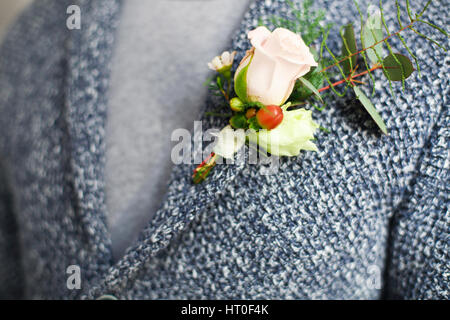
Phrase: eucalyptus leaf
[
  {"left": 362, "top": 11, "right": 384, "bottom": 64},
  {"left": 298, "top": 76, "right": 324, "bottom": 103},
  {"left": 353, "top": 86, "right": 388, "bottom": 135},
  {"left": 341, "top": 24, "right": 358, "bottom": 75},
  {"left": 382, "top": 53, "right": 414, "bottom": 81},
  {"left": 290, "top": 67, "right": 324, "bottom": 102}
]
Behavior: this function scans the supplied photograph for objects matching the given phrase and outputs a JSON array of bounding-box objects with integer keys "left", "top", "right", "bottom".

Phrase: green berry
[{"left": 230, "top": 97, "right": 245, "bottom": 112}]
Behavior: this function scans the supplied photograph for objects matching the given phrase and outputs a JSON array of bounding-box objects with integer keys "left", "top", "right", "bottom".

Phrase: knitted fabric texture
[{"left": 0, "top": 0, "right": 448, "bottom": 299}]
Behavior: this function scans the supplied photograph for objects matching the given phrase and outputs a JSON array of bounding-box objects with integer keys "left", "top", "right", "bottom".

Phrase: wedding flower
[
  {"left": 212, "top": 125, "right": 245, "bottom": 159},
  {"left": 247, "top": 104, "right": 319, "bottom": 156},
  {"left": 234, "top": 26, "right": 318, "bottom": 106},
  {"left": 208, "top": 51, "right": 237, "bottom": 73}
]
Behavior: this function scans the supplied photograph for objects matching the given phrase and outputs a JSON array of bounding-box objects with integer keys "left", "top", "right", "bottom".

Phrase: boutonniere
[{"left": 193, "top": 0, "right": 447, "bottom": 184}]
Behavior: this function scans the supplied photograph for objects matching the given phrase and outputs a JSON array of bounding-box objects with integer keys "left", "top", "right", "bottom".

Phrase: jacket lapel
[
  {"left": 64, "top": 0, "right": 122, "bottom": 266},
  {"left": 65, "top": 0, "right": 248, "bottom": 296},
  {"left": 86, "top": 98, "right": 248, "bottom": 298}
]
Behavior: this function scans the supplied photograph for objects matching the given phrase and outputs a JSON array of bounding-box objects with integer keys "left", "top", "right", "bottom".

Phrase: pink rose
[{"left": 235, "top": 26, "right": 318, "bottom": 106}]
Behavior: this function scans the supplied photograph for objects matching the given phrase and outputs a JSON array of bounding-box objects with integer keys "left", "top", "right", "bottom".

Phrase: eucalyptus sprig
[
  {"left": 275, "top": 0, "right": 448, "bottom": 134},
  {"left": 196, "top": 0, "right": 447, "bottom": 184}
]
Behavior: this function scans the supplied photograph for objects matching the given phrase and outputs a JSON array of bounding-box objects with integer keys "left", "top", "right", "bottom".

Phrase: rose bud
[
  {"left": 234, "top": 27, "right": 317, "bottom": 106},
  {"left": 256, "top": 105, "right": 284, "bottom": 130}
]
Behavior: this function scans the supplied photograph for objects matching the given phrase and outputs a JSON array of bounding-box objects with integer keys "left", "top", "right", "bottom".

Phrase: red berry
[{"left": 256, "top": 105, "right": 284, "bottom": 130}]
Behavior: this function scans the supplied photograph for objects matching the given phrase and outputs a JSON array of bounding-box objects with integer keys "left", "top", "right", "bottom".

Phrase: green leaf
[
  {"left": 248, "top": 116, "right": 262, "bottom": 130},
  {"left": 216, "top": 76, "right": 223, "bottom": 90},
  {"left": 234, "top": 58, "right": 252, "bottom": 102},
  {"left": 382, "top": 53, "right": 414, "bottom": 81},
  {"left": 310, "top": 47, "right": 320, "bottom": 62},
  {"left": 246, "top": 101, "right": 266, "bottom": 110},
  {"left": 341, "top": 24, "right": 358, "bottom": 75},
  {"left": 290, "top": 68, "right": 325, "bottom": 102},
  {"left": 298, "top": 76, "right": 323, "bottom": 103},
  {"left": 362, "top": 12, "right": 384, "bottom": 64},
  {"left": 229, "top": 113, "right": 248, "bottom": 129},
  {"left": 353, "top": 86, "right": 388, "bottom": 135}
]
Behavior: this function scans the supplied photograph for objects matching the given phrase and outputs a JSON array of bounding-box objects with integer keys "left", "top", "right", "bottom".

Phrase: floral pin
[{"left": 193, "top": 0, "right": 447, "bottom": 184}]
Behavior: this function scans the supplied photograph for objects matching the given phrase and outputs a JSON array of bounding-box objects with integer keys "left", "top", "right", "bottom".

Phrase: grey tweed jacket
[{"left": 0, "top": 0, "right": 448, "bottom": 300}]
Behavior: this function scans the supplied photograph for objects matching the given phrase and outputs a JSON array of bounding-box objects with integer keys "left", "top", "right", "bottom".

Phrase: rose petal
[{"left": 248, "top": 26, "right": 272, "bottom": 47}]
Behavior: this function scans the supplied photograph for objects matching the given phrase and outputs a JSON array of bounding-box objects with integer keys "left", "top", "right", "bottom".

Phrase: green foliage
[
  {"left": 320, "top": 28, "right": 351, "bottom": 97},
  {"left": 234, "top": 61, "right": 250, "bottom": 102},
  {"left": 319, "top": 126, "right": 331, "bottom": 133},
  {"left": 259, "top": 0, "right": 446, "bottom": 134},
  {"left": 208, "top": 76, "right": 225, "bottom": 98},
  {"left": 341, "top": 24, "right": 358, "bottom": 75},
  {"left": 290, "top": 67, "right": 325, "bottom": 101},
  {"left": 229, "top": 113, "right": 248, "bottom": 129},
  {"left": 299, "top": 76, "right": 324, "bottom": 103},
  {"left": 389, "top": 0, "right": 421, "bottom": 76},
  {"left": 360, "top": 0, "right": 447, "bottom": 89},
  {"left": 354, "top": 0, "right": 391, "bottom": 95},
  {"left": 353, "top": 86, "right": 387, "bottom": 135},
  {"left": 269, "top": 0, "right": 330, "bottom": 45},
  {"left": 361, "top": 12, "right": 384, "bottom": 64},
  {"left": 382, "top": 53, "right": 414, "bottom": 81},
  {"left": 216, "top": 75, "right": 223, "bottom": 90},
  {"left": 317, "top": 0, "right": 446, "bottom": 133},
  {"left": 206, "top": 73, "right": 232, "bottom": 101},
  {"left": 246, "top": 101, "right": 266, "bottom": 110},
  {"left": 248, "top": 117, "right": 262, "bottom": 131}
]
